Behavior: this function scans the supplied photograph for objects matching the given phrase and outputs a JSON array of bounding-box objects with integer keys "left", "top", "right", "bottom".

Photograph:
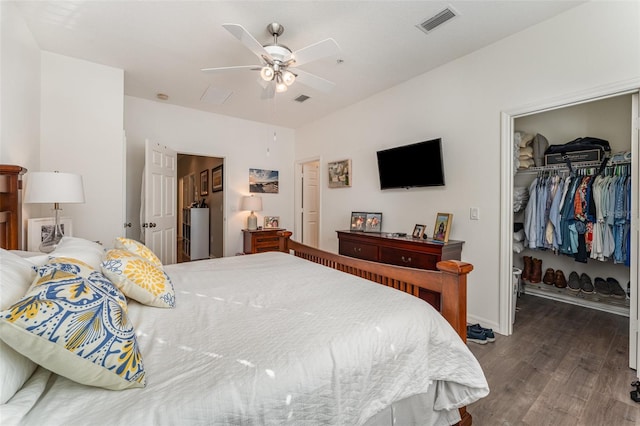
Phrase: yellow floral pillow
[
  {"left": 0, "top": 269, "right": 145, "bottom": 390},
  {"left": 101, "top": 249, "right": 175, "bottom": 308},
  {"left": 114, "top": 237, "right": 162, "bottom": 268}
]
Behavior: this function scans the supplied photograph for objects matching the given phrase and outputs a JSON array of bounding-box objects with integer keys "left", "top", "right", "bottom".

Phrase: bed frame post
[{"left": 434, "top": 260, "right": 472, "bottom": 344}]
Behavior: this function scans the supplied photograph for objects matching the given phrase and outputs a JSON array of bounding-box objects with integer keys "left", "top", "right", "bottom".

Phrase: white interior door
[
  {"left": 631, "top": 93, "right": 639, "bottom": 374},
  {"left": 144, "top": 140, "right": 177, "bottom": 265},
  {"left": 302, "top": 160, "right": 320, "bottom": 247}
]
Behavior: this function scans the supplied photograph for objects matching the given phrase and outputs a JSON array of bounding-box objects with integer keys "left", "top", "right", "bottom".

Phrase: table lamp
[
  {"left": 24, "top": 171, "right": 85, "bottom": 253},
  {"left": 241, "top": 195, "right": 262, "bottom": 230}
]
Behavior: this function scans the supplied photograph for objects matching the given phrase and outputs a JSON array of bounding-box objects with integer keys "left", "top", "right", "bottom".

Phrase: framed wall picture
[
  {"left": 264, "top": 216, "right": 280, "bottom": 229},
  {"left": 350, "top": 212, "right": 367, "bottom": 231},
  {"left": 27, "top": 217, "right": 73, "bottom": 252},
  {"left": 249, "top": 168, "right": 279, "bottom": 193},
  {"left": 412, "top": 224, "right": 426, "bottom": 239},
  {"left": 200, "top": 169, "right": 209, "bottom": 196},
  {"left": 328, "top": 159, "right": 351, "bottom": 188},
  {"left": 365, "top": 212, "right": 382, "bottom": 233},
  {"left": 433, "top": 213, "right": 453, "bottom": 242},
  {"left": 211, "top": 165, "right": 223, "bottom": 192}
]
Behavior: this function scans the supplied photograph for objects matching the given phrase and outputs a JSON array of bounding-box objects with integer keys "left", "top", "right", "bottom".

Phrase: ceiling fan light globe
[
  {"left": 282, "top": 70, "right": 296, "bottom": 86},
  {"left": 260, "top": 66, "right": 275, "bottom": 81},
  {"left": 276, "top": 82, "right": 288, "bottom": 93}
]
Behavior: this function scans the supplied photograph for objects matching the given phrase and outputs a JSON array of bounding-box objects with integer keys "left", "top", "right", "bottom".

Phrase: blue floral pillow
[{"left": 0, "top": 263, "right": 145, "bottom": 390}]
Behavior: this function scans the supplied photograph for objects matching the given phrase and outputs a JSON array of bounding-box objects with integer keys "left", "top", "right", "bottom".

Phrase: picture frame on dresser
[
  {"left": 365, "top": 213, "right": 382, "bottom": 233},
  {"left": 433, "top": 213, "right": 452, "bottom": 242},
  {"left": 27, "top": 217, "right": 73, "bottom": 252},
  {"left": 350, "top": 212, "right": 367, "bottom": 231},
  {"left": 264, "top": 216, "right": 280, "bottom": 229},
  {"left": 412, "top": 224, "right": 425, "bottom": 239}
]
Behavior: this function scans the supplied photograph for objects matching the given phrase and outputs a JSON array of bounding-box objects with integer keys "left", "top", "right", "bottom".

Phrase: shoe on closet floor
[
  {"left": 554, "top": 270, "right": 567, "bottom": 288},
  {"left": 468, "top": 324, "right": 495, "bottom": 342},
  {"left": 542, "top": 268, "right": 555, "bottom": 285},
  {"left": 567, "top": 271, "right": 581, "bottom": 292},
  {"left": 594, "top": 277, "right": 611, "bottom": 296},
  {"left": 530, "top": 258, "right": 543, "bottom": 283},
  {"left": 466, "top": 326, "right": 488, "bottom": 345},
  {"left": 607, "top": 277, "right": 626, "bottom": 299},
  {"left": 580, "top": 273, "right": 594, "bottom": 294}
]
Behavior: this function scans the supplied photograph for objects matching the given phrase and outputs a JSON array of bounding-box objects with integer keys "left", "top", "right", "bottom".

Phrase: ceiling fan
[{"left": 202, "top": 23, "right": 340, "bottom": 99}]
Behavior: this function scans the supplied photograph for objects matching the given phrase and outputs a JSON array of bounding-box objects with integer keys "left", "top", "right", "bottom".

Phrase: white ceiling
[{"left": 13, "top": 1, "right": 585, "bottom": 129}]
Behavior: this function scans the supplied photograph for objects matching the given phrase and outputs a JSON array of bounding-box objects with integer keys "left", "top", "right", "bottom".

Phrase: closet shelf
[
  {"left": 517, "top": 158, "right": 630, "bottom": 174},
  {"left": 522, "top": 281, "right": 629, "bottom": 317}
]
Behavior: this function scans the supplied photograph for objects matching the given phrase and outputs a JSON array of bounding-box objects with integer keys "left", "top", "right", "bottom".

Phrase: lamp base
[
  {"left": 40, "top": 206, "right": 65, "bottom": 253},
  {"left": 247, "top": 212, "right": 258, "bottom": 231}
]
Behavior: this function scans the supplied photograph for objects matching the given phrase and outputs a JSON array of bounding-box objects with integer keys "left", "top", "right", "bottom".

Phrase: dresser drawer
[
  {"left": 339, "top": 239, "right": 378, "bottom": 261},
  {"left": 253, "top": 235, "right": 280, "bottom": 252},
  {"left": 379, "top": 247, "right": 438, "bottom": 270}
]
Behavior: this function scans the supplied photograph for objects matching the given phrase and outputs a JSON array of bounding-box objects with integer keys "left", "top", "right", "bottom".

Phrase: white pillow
[
  {"left": 49, "top": 237, "right": 105, "bottom": 270},
  {"left": 0, "top": 249, "right": 38, "bottom": 404}
]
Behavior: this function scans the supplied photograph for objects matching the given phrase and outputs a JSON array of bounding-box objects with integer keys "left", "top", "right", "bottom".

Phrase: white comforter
[{"left": 11, "top": 252, "right": 488, "bottom": 425}]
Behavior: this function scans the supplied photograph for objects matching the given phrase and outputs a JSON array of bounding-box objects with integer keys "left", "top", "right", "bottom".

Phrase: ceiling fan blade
[
  {"left": 261, "top": 83, "right": 275, "bottom": 100},
  {"left": 289, "top": 38, "right": 339, "bottom": 67},
  {"left": 201, "top": 65, "right": 261, "bottom": 73},
  {"left": 222, "top": 23, "right": 272, "bottom": 62},
  {"left": 293, "top": 69, "right": 336, "bottom": 93}
]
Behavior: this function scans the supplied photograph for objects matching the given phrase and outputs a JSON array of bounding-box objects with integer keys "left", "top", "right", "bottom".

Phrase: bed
[{"left": 0, "top": 165, "right": 488, "bottom": 425}]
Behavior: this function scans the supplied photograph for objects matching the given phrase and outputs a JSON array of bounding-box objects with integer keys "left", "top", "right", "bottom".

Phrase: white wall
[
  {"left": 124, "top": 96, "right": 295, "bottom": 257},
  {"left": 0, "top": 1, "right": 41, "bottom": 246},
  {"left": 295, "top": 2, "right": 640, "bottom": 331},
  {"left": 40, "top": 52, "right": 124, "bottom": 246}
]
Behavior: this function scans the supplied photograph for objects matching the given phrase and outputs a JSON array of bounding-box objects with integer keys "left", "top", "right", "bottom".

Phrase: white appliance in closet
[{"left": 503, "top": 90, "right": 639, "bottom": 373}]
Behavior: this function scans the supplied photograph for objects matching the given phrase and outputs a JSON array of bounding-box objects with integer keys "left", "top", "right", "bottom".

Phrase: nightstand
[{"left": 242, "top": 229, "right": 285, "bottom": 254}]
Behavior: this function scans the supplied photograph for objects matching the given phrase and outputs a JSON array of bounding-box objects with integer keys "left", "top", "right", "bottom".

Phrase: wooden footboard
[{"left": 277, "top": 231, "right": 474, "bottom": 426}]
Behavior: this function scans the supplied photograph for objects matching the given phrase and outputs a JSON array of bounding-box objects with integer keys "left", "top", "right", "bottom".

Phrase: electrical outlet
[{"left": 470, "top": 207, "right": 480, "bottom": 220}]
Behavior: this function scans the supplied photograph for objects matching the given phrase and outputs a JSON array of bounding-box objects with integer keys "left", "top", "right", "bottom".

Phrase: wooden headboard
[{"left": 0, "top": 165, "right": 27, "bottom": 250}]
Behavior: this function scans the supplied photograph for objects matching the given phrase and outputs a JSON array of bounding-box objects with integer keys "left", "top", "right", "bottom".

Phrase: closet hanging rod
[{"left": 517, "top": 158, "right": 631, "bottom": 174}]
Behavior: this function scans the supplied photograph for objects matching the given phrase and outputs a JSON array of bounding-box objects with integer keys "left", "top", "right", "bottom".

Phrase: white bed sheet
[{"left": 10, "top": 252, "right": 488, "bottom": 425}]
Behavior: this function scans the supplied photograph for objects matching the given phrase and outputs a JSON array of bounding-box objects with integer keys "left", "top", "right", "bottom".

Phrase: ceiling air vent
[
  {"left": 294, "top": 94, "right": 311, "bottom": 103},
  {"left": 416, "top": 6, "right": 458, "bottom": 34}
]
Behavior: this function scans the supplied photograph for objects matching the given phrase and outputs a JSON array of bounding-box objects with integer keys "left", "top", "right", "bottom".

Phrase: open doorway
[{"left": 177, "top": 154, "right": 224, "bottom": 262}]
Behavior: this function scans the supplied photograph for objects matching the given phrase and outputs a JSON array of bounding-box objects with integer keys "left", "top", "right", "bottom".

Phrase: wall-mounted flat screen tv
[{"left": 376, "top": 138, "right": 445, "bottom": 190}]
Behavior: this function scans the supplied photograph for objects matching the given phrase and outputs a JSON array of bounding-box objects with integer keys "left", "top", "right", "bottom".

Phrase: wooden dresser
[
  {"left": 337, "top": 231, "right": 464, "bottom": 309},
  {"left": 243, "top": 229, "right": 285, "bottom": 254},
  {"left": 337, "top": 230, "right": 463, "bottom": 270}
]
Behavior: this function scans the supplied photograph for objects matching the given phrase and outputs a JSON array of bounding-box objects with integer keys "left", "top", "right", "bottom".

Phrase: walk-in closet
[{"left": 511, "top": 92, "right": 638, "bottom": 368}]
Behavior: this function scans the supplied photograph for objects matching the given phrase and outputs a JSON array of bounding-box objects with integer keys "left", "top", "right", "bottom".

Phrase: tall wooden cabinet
[{"left": 0, "top": 165, "right": 27, "bottom": 250}]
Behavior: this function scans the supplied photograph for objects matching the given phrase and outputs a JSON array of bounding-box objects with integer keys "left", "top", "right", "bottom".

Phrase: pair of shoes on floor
[
  {"left": 542, "top": 268, "right": 567, "bottom": 288},
  {"left": 594, "top": 277, "right": 626, "bottom": 299},
  {"left": 467, "top": 324, "right": 495, "bottom": 345}
]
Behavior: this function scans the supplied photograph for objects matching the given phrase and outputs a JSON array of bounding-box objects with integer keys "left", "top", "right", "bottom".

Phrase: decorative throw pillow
[
  {"left": 49, "top": 237, "right": 106, "bottom": 270},
  {"left": 0, "top": 268, "right": 145, "bottom": 390},
  {"left": 0, "top": 249, "right": 38, "bottom": 404},
  {"left": 31, "top": 257, "right": 96, "bottom": 287},
  {"left": 114, "top": 237, "right": 162, "bottom": 268},
  {"left": 102, "top": 249, "right": 175, "bottom": 308}
]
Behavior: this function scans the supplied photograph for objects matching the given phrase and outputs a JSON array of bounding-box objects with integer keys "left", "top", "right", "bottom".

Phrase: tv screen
[{"left": 376, "top": 138, "right": 445, "bottom": 189}]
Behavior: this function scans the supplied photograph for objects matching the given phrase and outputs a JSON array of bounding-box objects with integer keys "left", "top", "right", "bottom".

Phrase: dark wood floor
[{"left": 467, "top": 294, "right": 639, "bottom": 425}]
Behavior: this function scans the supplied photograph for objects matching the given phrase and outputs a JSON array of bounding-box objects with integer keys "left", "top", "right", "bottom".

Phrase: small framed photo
[
  {"left": 350, "top": 212, "right": 367, "bottom": 231},
  {"left": 211, "top": 165, "right": 223, "bottom": 192},
  {"left": 264, "top": 216, "right": 280, "bottom": 229},
  {"left": 433, "top": 213, "right": 453, "bottom": 242},
  {"left": 27, "top": 217, "right": 73, "bottom": 252},
  {"left": 200, "top": 169, "right": 209, "bottom": 196},
  {"left": 328, "top": 159, "right": 351, "bottom": 188},
  {"left": 412, "top": 224, "right": 426, "bottom": 239},
  {"left": 365, "top": 212, "right": 382, "bottom": 233}
]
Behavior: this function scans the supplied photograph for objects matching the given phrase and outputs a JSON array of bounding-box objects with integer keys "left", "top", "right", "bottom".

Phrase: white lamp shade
[
  {"left": 24, "top": 172, "right": 85, "bottom": 204},
  {"left": 241, "top": 196, "right": 262, "bottom": 212}
]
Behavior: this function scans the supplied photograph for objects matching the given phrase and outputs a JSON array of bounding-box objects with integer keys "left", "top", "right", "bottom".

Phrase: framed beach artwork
[
  {"left": 211, "top": 165, "right": 223, "bottom": 192},
  {"left": 249, "top": 168, "right": 279, "bottom": 194}
]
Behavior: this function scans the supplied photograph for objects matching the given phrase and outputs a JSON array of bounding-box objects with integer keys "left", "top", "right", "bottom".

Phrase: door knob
[
  {"left": 142, "top": 223, "right": 149, "bottom": 228},
  {"left": 124, "top": 222, "right": 132, "bottom": 228}
]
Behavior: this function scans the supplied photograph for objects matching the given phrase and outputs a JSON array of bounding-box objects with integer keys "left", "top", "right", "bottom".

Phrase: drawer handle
[
  {"left": 401, "top": 256, "right": 412, "bottom": 263},
  {"left": 353, "top": 247, "right": 362, "bottom": 253}
]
